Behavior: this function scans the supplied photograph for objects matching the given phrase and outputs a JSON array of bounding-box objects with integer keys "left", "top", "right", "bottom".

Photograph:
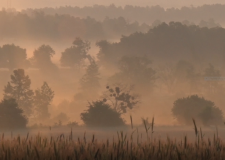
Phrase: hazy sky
[{"left": 2, "top": 0, "right": 225, "bottom": 10}]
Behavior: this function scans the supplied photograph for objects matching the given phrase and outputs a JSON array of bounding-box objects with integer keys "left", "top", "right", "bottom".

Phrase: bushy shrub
[
  {"left": 81, "top": 101, "right": 125, "bottom": 127},
  {"left": 0, "top": 99, "right": 27, "bottom": 130},
  {"left": 172, "top": 95, "right": 223, "bottom": 126}
]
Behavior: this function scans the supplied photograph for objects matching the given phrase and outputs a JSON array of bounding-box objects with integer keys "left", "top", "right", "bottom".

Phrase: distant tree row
[
  {"left": 0, "top": 38, "right": 90, "bottom": 72},
  {"left": 2, "top": 22, "right": 225, "bottom": 72},
  {"left": 0, "top": 68, "right": 223, "bottom": 129},
  {"left": 1, "top": 37, "right": 224, "bottom": 96},
  {"left": 97, "top": 22, "right": 225, "bottom": 68},
  {"left": 22, "top": 4, "right": 225, "bottom": 24},
  {"left": 0, "top": 10, "right": 149, "bottom": 41}
]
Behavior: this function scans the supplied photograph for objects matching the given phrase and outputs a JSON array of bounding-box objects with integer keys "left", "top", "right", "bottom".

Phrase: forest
[
  {"left": 22, "top": 4, "right": 225, "bottom": 24},
  {"left": 0, "top": 23, "right": 225, "bottom": 128},
  {"left": 0, "top": 5, "right": 223, "bottom": 43}
]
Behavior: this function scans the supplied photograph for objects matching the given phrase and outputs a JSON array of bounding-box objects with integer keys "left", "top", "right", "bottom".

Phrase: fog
[
  {"left": 0, "top": 1, "right": 225, "bottom": 144},
  {"left": 2, "top": 0, "right": 225, "bottom": 10}
]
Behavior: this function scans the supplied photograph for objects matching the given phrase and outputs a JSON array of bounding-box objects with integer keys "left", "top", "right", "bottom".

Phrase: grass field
[{"left": 0, "top": 119, "right": 225, "bottom": 159}]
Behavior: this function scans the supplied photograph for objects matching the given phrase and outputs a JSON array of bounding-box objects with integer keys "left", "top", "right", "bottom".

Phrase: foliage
[
  {"left": 204, "top": 63, "right": 221, "bottom": 78},
  {"left": 0, "top": 98, "right": 27, "bottom": 130},
  {"left": 203, "top": 64, "right": 222, "bottom": 94},
  {"left": 0, "top": 44, "right": 28, "bottom": 69},
  {"left": 32, "top": 45, "right": 55, "bottom": 65},
  {"left": 4, "top": 69, "right": 34, "bottom": 116},
  {"left": 60, "top": 38, "right": 91, "bottom": 69},
  {"left": 80, "top": 60, "right": 100, "bottom": 94},
  {"left": 103, "top": 85, "right": 139, "bottom": 114},
  {"left": 175, "top": 60, "right": 196, "bottom": 80},
  {"left": 22, "top": 4, "right": 225, "bottom": 25},
  {"left": 30, "top": 45, "right": 58, "bottom": 74},
  {"left": 109, "top": 56, "right": 156, "bottom": 92},
  {"left": 97, "top": 22, "right": 225, "bottom": 68},
  {"left": 0, "top": 10, "right": 149, "bottom": 41},
  {"left": 33, "top": 82, "right": 54, "bottom": 119},
  {"left": 172, "top": 95, "right": 223, "bottom": 126},
  {"left": 175, "top": 60, "right": 202, "bottom": 93},
  {"left": 80, "top": 100, "right": 125, "bottom": 127}
]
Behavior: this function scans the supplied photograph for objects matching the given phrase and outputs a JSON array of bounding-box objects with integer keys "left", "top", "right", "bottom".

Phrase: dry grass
[{"left": 0, "top": 119, "right": 224, "bottom": 159}]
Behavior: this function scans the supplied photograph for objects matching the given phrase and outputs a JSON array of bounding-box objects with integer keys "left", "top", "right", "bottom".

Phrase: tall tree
[
  {"left": 3, "top": 69, "right": 34, "bottom": 116},
  {"left": 80, "top": 60, "right": 100, "bottom": 94},
  {"left": 33, "top": 82, "right": 54, "bottom": 119},
  {"left": 60, "top": 38, "right": 90, "bottom": 69}
]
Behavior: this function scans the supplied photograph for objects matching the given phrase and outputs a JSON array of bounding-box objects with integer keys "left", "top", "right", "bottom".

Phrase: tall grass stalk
[{"left": 0, "top": 118, "right": 222, "bottom": 159}]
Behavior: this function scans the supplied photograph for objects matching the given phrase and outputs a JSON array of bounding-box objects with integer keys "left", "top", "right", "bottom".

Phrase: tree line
[
  {"left": 0, "top": 10, "right": 149, "bottom": 41},
  {"left": 1, "top": 22, "right": 225, "bottom": 71},
  {"left": 1, "top": 22, "right": 225, "bottom": 129},
  {"left": 1, "top": 23, "right": 225, "bottom": 96},
  {"left": 97, "top": 22, "right": 225, "bottom": 68},
  {"left": 0, "top": 8, "right": 222, "bottom": 42},
  {"left": 22, "top": 4, "right": 225, "bottom": 24},
  {"left": 0, "top": 68, "right": 223, "bottom": 129}
]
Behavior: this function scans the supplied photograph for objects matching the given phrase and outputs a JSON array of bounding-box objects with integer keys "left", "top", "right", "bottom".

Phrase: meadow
[{"left": 0, "top": 119, "right": 225, "bottom": 159}]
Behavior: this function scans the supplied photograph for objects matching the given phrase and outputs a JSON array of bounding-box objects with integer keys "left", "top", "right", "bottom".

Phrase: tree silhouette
[
  {"left": 60, "top": 38, "right": 90, "bottom": 69},
  {"left": 0, "top": 47, "right": 7, "bottom": 68},
  {"left": 109, "top": 56, "right": 156, "bottom": 93},
  {"left": 103, "top": 85, "right": 139, "bottom": 114},
  {"left": 33, "top": 82, "right": 54, "bottom": 119},
  {"left": 96, "top": 40, "right": 117, "bottom": 68},
  {"left": 97, "top": 22, "right": 225, "bottom": 69},
  {"left": 203, "top": 64, "right": 221, "bottom": 94},
  {"left": 3, "top": 69, "right": 34, "bottom": 116},
  {"left": 80, "top": 100, "right": 125, "bottom": 127},
  {"left": 32, "top": 45, "right": 55, "bottom": 65},
  {"left": 80, "top": 85, "right": 138, "bottom": 127},
  {"left": 0, "top": 44, "right": 29, "bottom": 70},
  {"left": 174, "top": 60, "right": 201, "bottom": 94},
  {"left": 80, "top": 60, "right": 100, "bottom": 94},
  {"left": 30, "top": 45, "right": 58, "bottom": 75},
  {"left": 157, "top": 64, "right": 178, "bottom": 94},
  {"left": 0, "top": 98, "right": 28, "bottom": 130},
  {"left": 172, "top": 95, "right": 223, "bottom": 126}
]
